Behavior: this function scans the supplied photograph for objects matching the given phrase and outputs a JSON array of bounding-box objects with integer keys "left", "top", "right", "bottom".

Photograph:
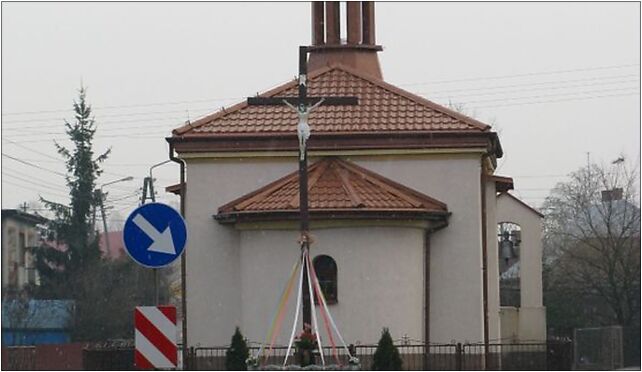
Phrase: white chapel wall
[
  {"left": 184, "top": 153, "right": 487, "bottom": 346},
  {"left": 485, "top": 179, "right": 501, "bottom": 342},
  {"left": 340, "top": 153, "right": 486, "bottom": 344},
  {"left": 185, "top": 157, "right": 298, "bottom": 346},
  {"left": 239, "top": 226, "right": 425, "bottom": 345}
]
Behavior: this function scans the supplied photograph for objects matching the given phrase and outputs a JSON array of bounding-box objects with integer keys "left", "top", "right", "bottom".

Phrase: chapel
[{"left": 167, "top": 1, "right": 546, "bottom": 349}]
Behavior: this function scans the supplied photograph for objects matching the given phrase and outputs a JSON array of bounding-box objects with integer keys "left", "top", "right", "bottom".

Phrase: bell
[
  {"left": 500, "top": 240, "right": 514, "bottom": 261},
  {"left": 511, "top": 230, "right": 522, "bottom": 247}
]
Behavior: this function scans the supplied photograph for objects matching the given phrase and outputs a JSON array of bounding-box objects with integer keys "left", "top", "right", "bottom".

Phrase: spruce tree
[
  {"left": 371, "top": 328, "right": 402, "bottom": 370},
  {"left": 34, "top": 86, "right": 111, "bottom": 340},
  {"left": 226, "top": 327, "right": 250, "bottom": 371}
]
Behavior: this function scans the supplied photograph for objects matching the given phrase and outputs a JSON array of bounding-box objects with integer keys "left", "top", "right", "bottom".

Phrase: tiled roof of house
[
  {"left": 216, "top": 157, "right": 449, "bottom": 225},
  {"left": 173, "top": 64, "right": 491, "bottom": 137}
]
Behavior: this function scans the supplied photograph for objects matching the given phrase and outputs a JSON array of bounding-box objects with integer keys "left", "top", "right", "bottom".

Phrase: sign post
[{"left": 125, "top": 203, "right": 187, "bottom": 369}]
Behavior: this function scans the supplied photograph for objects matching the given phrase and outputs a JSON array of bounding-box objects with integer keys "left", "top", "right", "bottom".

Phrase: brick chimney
[{"left": 308, "top": 2, "right": 383, "bottom": 79}]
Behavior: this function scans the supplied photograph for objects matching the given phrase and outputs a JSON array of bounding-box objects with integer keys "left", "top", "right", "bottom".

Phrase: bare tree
[{"left": 542, "top": 160, "right": 640, "bottom": 326}]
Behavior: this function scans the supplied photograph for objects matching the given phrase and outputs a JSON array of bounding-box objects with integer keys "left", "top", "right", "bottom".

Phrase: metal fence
[
  {"left": 1, "top": 340, "right": 572, "bottom": 370},
  {"left": 1, "top": 345, "right": 37, "bottom": 370},
  {"left": 188, "top": 341, "right": 572, "bottom": 370}
]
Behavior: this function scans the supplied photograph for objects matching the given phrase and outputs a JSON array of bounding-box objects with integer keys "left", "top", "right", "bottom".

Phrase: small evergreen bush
[
  {"left": 226, "top": 327, "right": 250, "bottom": 370},
  {"left": 371, "top": 327, "right": 402, "bottom": 370}
]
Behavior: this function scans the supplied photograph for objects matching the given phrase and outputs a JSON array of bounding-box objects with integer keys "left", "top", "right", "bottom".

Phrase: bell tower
[{"left": 308, "top": 2, "right": 383, "bottom": 79}]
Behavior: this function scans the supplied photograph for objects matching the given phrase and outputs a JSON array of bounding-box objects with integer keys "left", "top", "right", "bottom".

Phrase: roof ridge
[
  {"left": 327, "top": 63, "right": 491, "bottom": 132},
  {"left": 333, "top": 160, "right": 365, "bottom": 208},
  {"left": 288, "top": 158, "right": 330, "bottom": 209}
]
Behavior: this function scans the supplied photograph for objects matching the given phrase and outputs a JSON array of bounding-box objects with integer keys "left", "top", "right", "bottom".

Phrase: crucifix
[{"left": 247, "top": 46, "right": 358, "bottom": 329}]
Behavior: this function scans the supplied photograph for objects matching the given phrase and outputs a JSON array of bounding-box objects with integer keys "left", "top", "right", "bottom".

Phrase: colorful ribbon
[
  {"left": 304, "top": 249, "right": 326, "bottom": 366},
  {"left": 256, "top": 255, "right": 301, "bottom": 363},
  {"left": 283, "top": 254, "right": 305, "bottom": 366},
  {"left": 308, "top": 252, "right": 341, "bottom": 365}
]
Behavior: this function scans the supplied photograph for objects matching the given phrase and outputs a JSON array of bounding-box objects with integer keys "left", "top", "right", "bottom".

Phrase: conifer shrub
[
  {"left": 371, "top": 327, "right": 402, "bottom": 370},
  {"left": 226, "top": 327, "right": 250, "bottom": 370}
]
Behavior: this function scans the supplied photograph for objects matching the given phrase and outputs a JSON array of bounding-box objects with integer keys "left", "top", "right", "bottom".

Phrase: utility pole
[
  {"left": 99, "top": 191, "right": 109, "bottom": 252},
  {"left": 141, "top": 160, "right": 172, "bottom": 305},
  {"left": 247, "top": 46, "right": 358, "bottom": 328},
  {"left": 99, "top": 176, "right": 134, "bottom": 260}
]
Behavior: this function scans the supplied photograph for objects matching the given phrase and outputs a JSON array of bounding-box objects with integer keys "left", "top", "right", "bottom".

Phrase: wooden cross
[{"left": 247, "top": 46, "right": 358, "bottom": 329}]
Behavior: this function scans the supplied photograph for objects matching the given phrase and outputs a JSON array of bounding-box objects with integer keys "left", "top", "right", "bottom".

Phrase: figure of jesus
[{"left": 284, "top": 98, "right": 325, "bottom": 161}]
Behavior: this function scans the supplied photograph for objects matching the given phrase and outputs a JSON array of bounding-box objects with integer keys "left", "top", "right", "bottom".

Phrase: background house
[{"left": 1, "top": 209, "right": 47, "bottom": 294}]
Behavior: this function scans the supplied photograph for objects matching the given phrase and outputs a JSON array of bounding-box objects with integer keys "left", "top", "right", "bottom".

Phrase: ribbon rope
[
  {"left": 307, "top": 252, "right": 341, "bottom": 365},
  {"left": 255, "top": 255, "right": 301, "bottom": 362},
  {"left": 283, "top": 253, "right": 305, "bottom": 366},
  {"left": 308, "top": 253, "right": 353, "bottom": 359},
  {"left": 305, "top": 249, "right": 326, "bottom": 366}
]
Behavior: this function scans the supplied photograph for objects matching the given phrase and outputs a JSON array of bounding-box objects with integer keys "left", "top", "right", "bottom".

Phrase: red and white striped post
[{"left": 134, "top": 305, "right": 177, "bottom": 370}]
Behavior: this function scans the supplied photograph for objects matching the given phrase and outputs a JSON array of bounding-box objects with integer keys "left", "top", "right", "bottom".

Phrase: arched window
[
  {"left": 498, "top": 222, "right": 522, "bottom": 307},
  {"left": 313, "top": 255, "right": 337, "bottom": 305}
]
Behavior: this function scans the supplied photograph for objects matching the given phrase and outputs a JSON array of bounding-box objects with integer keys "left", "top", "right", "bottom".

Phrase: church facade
[{"left": 167, "top": 2, "right": 545, "bottom": 347}]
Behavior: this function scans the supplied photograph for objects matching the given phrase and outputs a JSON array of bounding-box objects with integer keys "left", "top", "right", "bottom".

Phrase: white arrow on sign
[{"left": 133, "top": 214, "right": 176, "bottom": 255}]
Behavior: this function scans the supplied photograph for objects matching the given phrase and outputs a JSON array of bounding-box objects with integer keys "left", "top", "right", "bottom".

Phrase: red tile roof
[
  {"left": 216, "top": 157, "right": 449, "bottom": 226},
  {"left": 173, "top": 64, "right": 493, "bottom": 137}
]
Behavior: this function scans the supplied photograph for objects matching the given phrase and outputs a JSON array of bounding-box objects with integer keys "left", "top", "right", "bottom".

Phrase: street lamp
[
  {"left": 144, "top": 160, "right": 171, "bottom": 203},
  {"left": 99, "top": 176, "right": 134, "bottom": 254}
]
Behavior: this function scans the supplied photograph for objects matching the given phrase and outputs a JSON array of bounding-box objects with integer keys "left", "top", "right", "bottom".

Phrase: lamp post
[
  {"left": 99, "top": 176, "right": 134, "bottom": 255},
  {"left": 143, "top": 160, "right": 172, "bottom": 305}
]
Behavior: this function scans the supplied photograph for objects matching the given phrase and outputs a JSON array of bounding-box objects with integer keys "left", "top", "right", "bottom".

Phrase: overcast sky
[{"left": 2, "top": 2, "right": 640, "bottom": 221}]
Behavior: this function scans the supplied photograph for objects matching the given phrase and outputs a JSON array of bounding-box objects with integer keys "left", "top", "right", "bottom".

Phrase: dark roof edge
[{"left": 214, "top": 209, "right": 451, "bottom": 225}]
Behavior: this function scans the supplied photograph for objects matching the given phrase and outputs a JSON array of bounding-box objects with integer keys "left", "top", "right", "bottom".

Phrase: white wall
[
  {"left": 485, "top": 179, "right": 501, "bottom": 342},
  {"left": 184, "top": 153, "right": 486, "bottom": 346},
  {"left": 351, "top": 155, "right": 485, "bottom": 343},
  {"left": 185, "top": 158, "right": 298, "bottom": 345},
  {"left": 239, "top": 226, "right": 425, "bottom": 345},
  {"left": 496, "top": 193, "right": 546, "bottom": 342}
]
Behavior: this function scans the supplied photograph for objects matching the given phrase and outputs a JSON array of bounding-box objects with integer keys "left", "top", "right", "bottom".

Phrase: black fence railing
[
  {"left": 2, "top": 340, "right": 571, "bottom": 370},
  {"left": 188, "top": 341, "right": 572, "bottom": 371},
  {"left": 1, "top": 345, "right": 36, "bottom": 370}
]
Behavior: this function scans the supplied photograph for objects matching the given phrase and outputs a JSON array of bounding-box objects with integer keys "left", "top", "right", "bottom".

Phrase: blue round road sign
[{"left": 123, "top": 203, "right": 187, "bottom": 268}]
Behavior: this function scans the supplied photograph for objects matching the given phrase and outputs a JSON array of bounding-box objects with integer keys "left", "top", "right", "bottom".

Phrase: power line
[
  {"left": 5, "top": 80, "right": 640, "bottom": 137},
  {"left": 2, "top": 153, "right": 67, "bottom": 177},
  {"left": 2, "top": 138, "right": 63, "bottom": 161},
  {"left": 5, "top": 90, "right": 638, "bottom": 145},
  {"left": 1, "top": 172, "right": 68, "bottom": 193},
  {"left": 400, "top": 63, "right": 640, "bottom": 86},
  {"left": 457, "top": 86, "right": 639, "bottom": 105},
  {"left": 2, "top": 106, "right": 206, "bottom": 125},
  {"left": 5, "top": 133, "right": 170, "bottom": 144},
  {"left": 1, "top": 97, "right": 240, "bottom": 116},
  {"left": 415, "top": 73, "right": 640, "bottom": 95},
  {"left": 2, "top": 166, "right": 69, "bottom": 192},
  {"left": 2, "top": 139, "right": 134, "bottom": 179},
  {"left": 424, "top": 79, "right": 639, "bottom": 100},
  {"left": 472, "top": 91, "right": 639, "bottom": 110},
  {"left": 2, "top": 64, "right": 639, "bottom": 124},
  {"left": 1, "top": 178, "right": 70, "bottom": 199}
]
